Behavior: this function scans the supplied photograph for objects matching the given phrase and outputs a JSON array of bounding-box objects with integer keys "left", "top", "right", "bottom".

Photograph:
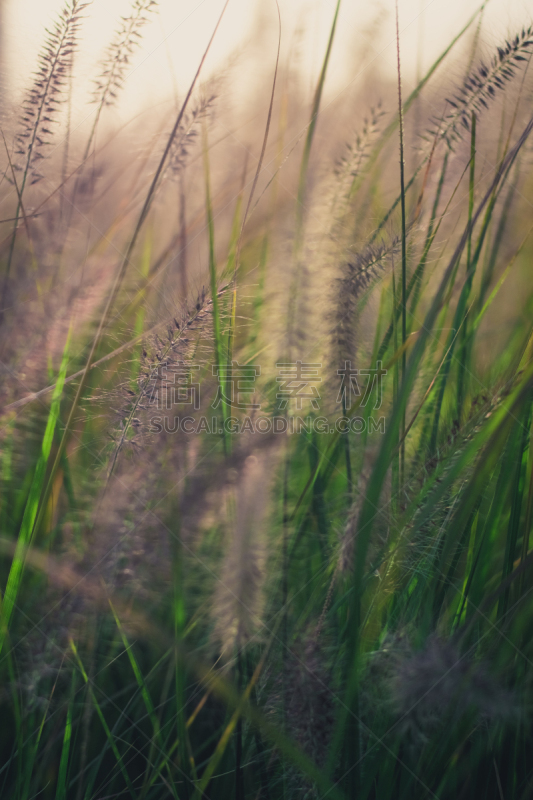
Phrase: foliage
[{"left": 1, "top": 2, "right": 533, "bottom": 799}]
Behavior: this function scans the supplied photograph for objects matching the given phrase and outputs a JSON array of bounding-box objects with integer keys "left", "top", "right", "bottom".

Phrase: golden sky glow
[{"left": 5, "top": 0, "right": 533, "bottom": 126}]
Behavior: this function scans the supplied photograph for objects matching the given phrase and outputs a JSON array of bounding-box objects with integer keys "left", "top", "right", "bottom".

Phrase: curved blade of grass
[
  {"left": 499, "top": 396, "right": 532, "bottom": 617},
  {"left": 0, "top": 324, "right": 71, "bottom": 652},
  {"left": 377, "top": 154, "right": 470, "bottom": 364},
  {"left": 403, "top": 364, "right": 533, "bottom": 587},
  {"left": 295, "top": 0, "right": 341, "bottom": 251},
  {"left": 203, "top": 123, "right": 227, "bottom": 454},
  {"left": 409, "top": 151, "right": 449, "bottom": 321},
  {"left": 55, "top": 671, "right": 75, "bottom": 800},
  {"left": 429, "top": 140, "right": 522, "bottom": 453},
  {"left": 456, "top": 112, "right": 477, "bottom": 421},
  {"left": 395, "top": 0, "right": 408, "bottom": 495}
]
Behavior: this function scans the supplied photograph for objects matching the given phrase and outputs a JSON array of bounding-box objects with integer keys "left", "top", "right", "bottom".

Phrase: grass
[{"left": 2, "top": 1, "right": 533, "bottom": 798}]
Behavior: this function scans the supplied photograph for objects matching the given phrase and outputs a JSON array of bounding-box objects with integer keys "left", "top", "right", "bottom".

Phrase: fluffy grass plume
[{"left": 2, "top": 5, "right": 533, "bottom": 800}]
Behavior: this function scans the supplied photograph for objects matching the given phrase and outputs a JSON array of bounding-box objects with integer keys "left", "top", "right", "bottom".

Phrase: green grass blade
[
  {"left": 69, "top": 639, "right": 136, "bottom": 797},
  {"left": 0, "top": 326, "right": 71, "bottom": 649},
  {"left": 55, "top": 672, "right": 75, "bottom": 800},
  {"left": 456, "top": 112, "right": 477, "bottom": 421},
  {"left": 295, "top": 0, "right": 342, "bottom": 250}
]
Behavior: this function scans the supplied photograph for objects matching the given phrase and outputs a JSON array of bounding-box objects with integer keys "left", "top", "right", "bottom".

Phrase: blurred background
[{"left": 2, "top": 1, "right": 533, "bottom": 798}]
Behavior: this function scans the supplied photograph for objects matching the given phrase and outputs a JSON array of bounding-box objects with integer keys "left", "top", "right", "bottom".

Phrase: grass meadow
[{"left": 2, "top": 1, "right": 533, "bottom": 797}]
